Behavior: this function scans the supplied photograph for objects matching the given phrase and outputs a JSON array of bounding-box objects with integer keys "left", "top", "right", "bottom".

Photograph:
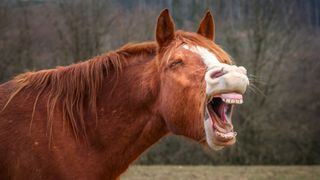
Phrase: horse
[{"left": 0, "top": 9, "right": 249, "bottom": 180}]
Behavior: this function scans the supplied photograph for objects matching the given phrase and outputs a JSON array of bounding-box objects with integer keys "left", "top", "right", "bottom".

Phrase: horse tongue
[{"left": 220, "top": 93, "right": 242, "bottom": 100}]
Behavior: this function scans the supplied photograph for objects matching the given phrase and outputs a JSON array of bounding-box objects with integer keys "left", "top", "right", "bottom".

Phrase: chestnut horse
[{"left": 0, "top": 9, "right": 249, "bottom": 179}]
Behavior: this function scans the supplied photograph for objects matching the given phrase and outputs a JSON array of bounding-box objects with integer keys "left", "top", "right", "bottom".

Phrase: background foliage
[{"left": 0, "top": 0, "right": 319, "bottom": 165}]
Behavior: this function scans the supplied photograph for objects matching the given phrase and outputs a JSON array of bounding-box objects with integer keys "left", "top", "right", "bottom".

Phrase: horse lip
[{"left": 212, "top": 136, "right": 236, "bottom": 146}]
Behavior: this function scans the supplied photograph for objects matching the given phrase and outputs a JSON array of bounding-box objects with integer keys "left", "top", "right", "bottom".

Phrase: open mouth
[{"left": 205, "top": 92, "right": 243, "bottom": 149}]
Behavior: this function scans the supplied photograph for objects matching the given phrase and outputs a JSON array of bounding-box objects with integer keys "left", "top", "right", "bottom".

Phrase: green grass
[{"left": 122, "top": 166, "right": 320, "bottom": 180}]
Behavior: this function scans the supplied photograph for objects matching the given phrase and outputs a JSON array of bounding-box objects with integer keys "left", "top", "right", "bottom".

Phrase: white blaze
[{"left": 182, "top": 44, "right": 221, "bottom": 68}]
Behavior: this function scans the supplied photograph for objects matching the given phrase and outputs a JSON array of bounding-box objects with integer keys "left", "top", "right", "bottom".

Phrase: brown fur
[{"left": 0, "top": 10, "right": 231, "bottom": 179}]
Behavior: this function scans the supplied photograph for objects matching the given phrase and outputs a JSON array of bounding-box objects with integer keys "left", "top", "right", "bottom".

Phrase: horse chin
[{"left": 204, "top": 95, "right": 242, "bottom": 151}]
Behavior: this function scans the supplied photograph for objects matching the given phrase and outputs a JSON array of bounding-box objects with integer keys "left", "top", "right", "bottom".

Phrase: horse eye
[{"left": 169, "top": 59, "right": 184, "bottom": 68}]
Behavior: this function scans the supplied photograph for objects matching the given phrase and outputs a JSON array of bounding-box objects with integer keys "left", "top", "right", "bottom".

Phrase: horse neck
[{"left": 89, "top": 54, "right": 168, "bottom": 173}]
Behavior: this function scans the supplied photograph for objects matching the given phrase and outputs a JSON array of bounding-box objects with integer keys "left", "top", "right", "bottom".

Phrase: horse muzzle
[{"left": 205, "top": 65, "right": 249, "bottom": 96}]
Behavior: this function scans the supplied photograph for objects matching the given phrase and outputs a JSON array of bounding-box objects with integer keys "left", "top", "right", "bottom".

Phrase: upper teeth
[{"left": 223, "top": 98, "right": 243, "bottom": 104}]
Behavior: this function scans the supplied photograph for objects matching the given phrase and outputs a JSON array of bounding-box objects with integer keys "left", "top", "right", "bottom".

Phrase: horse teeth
[{"left": 221, "top": 98, "right": 244, "bottom": 104}]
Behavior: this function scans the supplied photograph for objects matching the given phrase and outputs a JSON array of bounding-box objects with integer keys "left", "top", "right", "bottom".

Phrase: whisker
[
  {"left": 249, "top": 78, "right": 267, "bottom": 85},
  {"left": 248, "top": 73, "right": 259, "bottom": 78},
  {"left": 248, "top": 86, "right": 259, "bottom": 95},
  {"left": 248, "top": 74, "right": 267, "bottom": 85},
  {"left": 250, "top": 84, "right": 267, "bottom": 98}
]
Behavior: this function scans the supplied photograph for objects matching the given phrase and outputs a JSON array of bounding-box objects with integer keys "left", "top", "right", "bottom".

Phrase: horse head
[{"left": 154, "top": 9, "right": 249, "bottom": 150}]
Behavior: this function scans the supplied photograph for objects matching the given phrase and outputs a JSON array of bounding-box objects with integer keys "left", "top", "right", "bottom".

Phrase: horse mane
[
  {"left": 3, "top": 31, "right": 232, "bottom": 142},
  {"left": 3, "top": 41, "right": 157, "bottom": 141}
]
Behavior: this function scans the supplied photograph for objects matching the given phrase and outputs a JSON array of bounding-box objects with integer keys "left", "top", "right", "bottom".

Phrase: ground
[{"left": 122, "top": 165, "right": 320, "bottom": 180}]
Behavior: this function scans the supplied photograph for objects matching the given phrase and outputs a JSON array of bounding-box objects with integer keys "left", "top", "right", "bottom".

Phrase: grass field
[{"left": 122, "top": 166, "right": 320, "bottom": 180}]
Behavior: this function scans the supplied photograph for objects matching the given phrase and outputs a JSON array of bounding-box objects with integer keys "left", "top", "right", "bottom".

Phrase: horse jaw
[{"left": 204, "top": 115, "right": 224, "bottom": 151}]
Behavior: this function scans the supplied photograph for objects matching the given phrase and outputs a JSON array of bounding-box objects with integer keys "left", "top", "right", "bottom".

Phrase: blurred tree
[
  {"left": 0, "top": 1, "right": 34, "bottom": 81},
  {"left": 51, "top": 0, "right": 117, "bottom": 63},
  {"left": 0, "top": 0, "right": 10, "bottom": 81}
]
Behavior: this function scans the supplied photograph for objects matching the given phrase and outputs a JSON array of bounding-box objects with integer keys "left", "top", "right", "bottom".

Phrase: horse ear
[
  {"left": 197, "top": 11, "right": 215, "bottom": 41},
  {"left": 156, "top": 9, "right": 175, "bottom": 48}
]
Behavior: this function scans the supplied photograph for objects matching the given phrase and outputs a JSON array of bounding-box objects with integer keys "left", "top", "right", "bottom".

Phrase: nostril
[
  {"left": 238, "top": 66, "right": 247, "bottom": 74},
  {"left": 210, "top": 68, "right": 225, "bottom": 79}
]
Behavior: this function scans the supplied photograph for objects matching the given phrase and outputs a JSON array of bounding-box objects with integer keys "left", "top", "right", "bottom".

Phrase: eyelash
[{"left": 169, "top": 59, "right": 184, "bottom": 68}]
